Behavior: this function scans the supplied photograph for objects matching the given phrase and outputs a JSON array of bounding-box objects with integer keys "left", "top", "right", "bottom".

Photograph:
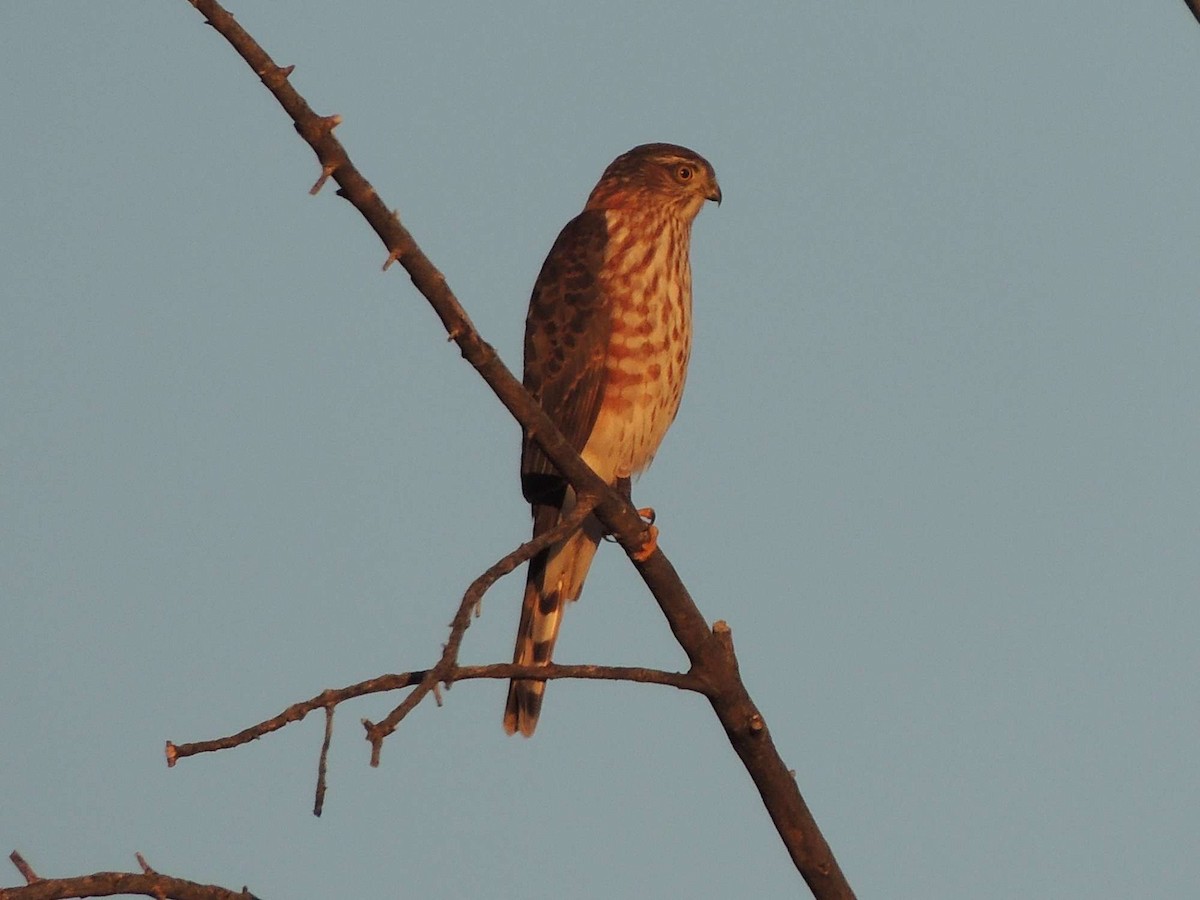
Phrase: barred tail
[{"left": 504, "top": 508, "right": 601, "bottom": 737}]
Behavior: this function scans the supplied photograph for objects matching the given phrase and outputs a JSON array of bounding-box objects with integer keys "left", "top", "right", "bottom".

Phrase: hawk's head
[{"left": 586, "top": 143, "right": 721, "bottom": 217}]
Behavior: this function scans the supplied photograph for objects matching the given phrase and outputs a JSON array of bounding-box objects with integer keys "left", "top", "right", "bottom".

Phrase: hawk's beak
[{"left": 707, "top": 181, "right": 722, "bottom": 205}]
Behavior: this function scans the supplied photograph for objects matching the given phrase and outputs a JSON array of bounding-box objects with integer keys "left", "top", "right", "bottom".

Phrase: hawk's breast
[{"left": 580, "top": 210, "right": 693, "bottom": 483}]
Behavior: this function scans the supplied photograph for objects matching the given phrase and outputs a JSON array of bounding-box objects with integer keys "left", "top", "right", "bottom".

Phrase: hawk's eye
[{"left": 675, "top": 165, "right": 694, "bottom": 182}]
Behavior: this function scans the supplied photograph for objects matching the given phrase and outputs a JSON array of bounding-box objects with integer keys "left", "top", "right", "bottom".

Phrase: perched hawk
[{"left": 504, "top": 143, "right": 721, "bottom": 737}]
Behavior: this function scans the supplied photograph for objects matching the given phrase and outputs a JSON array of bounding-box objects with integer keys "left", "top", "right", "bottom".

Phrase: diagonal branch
[
  {"left": 168, "top": 500, "right": 599, "bottom": 768},
  {"left": 181, "top": 2, "right": 855, "bottom": 897},
  {"left": 359, "top": 492, "right": 598, "bottom": 763}
]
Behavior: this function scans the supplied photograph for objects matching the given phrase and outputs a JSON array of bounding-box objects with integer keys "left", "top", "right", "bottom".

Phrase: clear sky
[{"left": 3, "top": 3, "right": 1198, "bottom": 898}]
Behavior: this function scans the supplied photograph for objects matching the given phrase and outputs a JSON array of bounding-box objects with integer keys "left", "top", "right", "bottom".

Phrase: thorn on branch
[
  {"left": 309, "top": 163, "right": 337, "bottom": 196},
  {"left": 139, "top": 853, "right": 168, "bottom": 900},
  {"left": 383, "top": 245, "right": 402, "bottom": 271},
  {"left": 299, "top": 113, "right": 343, "bottom": 137},
  {"left": 9, "top": 851, "right": 39, "bottom": 884},
  {"left": 712, "top": 619, "right": 735, "bottom": 655},
  {"left": 259, "top": 63, "right": 295, "bottom": 89}
]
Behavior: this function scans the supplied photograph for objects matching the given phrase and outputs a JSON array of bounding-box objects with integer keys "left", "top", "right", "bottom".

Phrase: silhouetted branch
[
  {"left": 1, "top": 852, "right": 257, "bottom": 900},
  {"left": 169, "top": 657, "right": 700, "bottom": 815},
  {"left": 168, "top": 661, "right": 700, "bottom": 761},
  {"left": 168, "top": 494, "right": 597, "bottom": 767},
  {"left": 360, "top": 491, "right": 600, "bottom": 763},
  {"left": 179, "top": 2, "right": 855, "bottom": 897},
  {"left": 314, "top": 704, "right": 334, "bottom": 816}
]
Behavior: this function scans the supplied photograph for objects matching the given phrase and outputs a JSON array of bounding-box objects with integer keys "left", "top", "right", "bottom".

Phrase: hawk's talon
[
  {"left": 632, "top": 523, "right": 659, "bottom": 562},
  {"left": 636, "top": 506, "right": 657, "bottom": 526}
]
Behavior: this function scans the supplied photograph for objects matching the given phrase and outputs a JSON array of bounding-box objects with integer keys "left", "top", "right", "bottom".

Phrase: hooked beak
[{"left": 707, "top": 181, "right": 722, "bottom": 205}]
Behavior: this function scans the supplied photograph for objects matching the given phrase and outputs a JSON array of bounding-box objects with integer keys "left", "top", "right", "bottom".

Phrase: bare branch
[
  {"left": 1, "top": 853, "right": 257, "bottom": 900},
  {"left": 181, "top": 2, "right": 855, "bottom": 896},
  {"left": 167, "top": 501, "right": 591, "bottom": 767},
  {"left": 361, "top": 492, "right": 599, "bottom": 764},
  {"left": 313, "top": 704, "right": 334, "bottom": 817},
  {"left": 168, "top": 661, "right": 701, "bottom": 764}
]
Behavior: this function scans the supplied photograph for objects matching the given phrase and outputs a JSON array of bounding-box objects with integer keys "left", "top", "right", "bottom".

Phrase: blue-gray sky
[{"left": 3, "top": 3, "right": 1198, "bottom": 898}]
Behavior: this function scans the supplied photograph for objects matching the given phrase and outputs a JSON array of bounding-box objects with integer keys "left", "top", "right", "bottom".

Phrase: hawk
[{"left": 504, "top": 143, "right": 721, "bottom": 737}]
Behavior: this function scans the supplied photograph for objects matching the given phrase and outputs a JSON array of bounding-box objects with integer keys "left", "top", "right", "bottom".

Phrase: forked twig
[{"left": 360, "top": 492, "right": 599, "bottom": 763}]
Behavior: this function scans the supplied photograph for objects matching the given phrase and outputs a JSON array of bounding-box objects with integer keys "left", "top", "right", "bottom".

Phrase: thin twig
[
  {"left": 167, "top": 661, "right": 700, "bottom": 763},
  {"left": 361, "top": 493, "right": 599, "bottom": 764},
  {"left": 166, "top": 501, "right": 594, "bottom": 768},
  {"left": 313, "top": 705, "right": 334, "bottom": 817}
]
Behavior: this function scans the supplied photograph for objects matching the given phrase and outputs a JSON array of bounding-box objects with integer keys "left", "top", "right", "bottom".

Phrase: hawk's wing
[{"left": 520, "top": 209, "right": 610, "bottom": 506}]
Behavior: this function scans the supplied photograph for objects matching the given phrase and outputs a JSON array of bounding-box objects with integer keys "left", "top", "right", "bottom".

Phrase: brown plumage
[{"left": 504, "top": 143, "right": 721, "bottom": 737}]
